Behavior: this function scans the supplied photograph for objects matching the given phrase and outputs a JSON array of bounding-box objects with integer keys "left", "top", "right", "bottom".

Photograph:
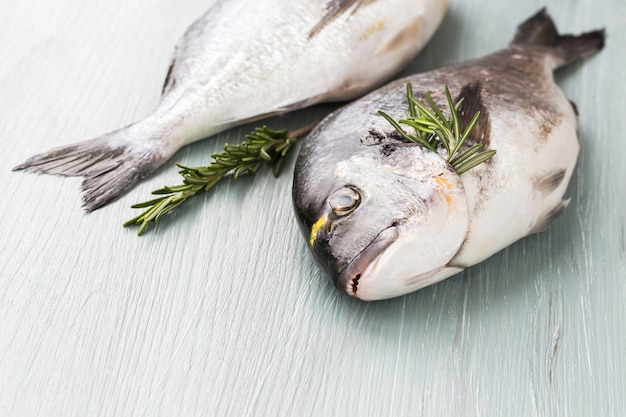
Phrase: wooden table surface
[{"left": 1, "top": 0, "right": 624, "bottom": 416}]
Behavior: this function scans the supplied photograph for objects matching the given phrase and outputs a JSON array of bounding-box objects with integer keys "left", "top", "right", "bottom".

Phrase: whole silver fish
[
  {"left": 293, "top": 9, "right": 604, "bottom": 301},
  {"left": 14, "top": 0, "right": 447, "bottom": 210}
]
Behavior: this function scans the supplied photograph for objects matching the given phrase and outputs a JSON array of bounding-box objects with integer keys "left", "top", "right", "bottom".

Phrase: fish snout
[
  {"left": 334, "top": 226, "right": 399, "bottom": 300},
  {"left": 306, "top": 214, "right": 399, "bottom": 299}
]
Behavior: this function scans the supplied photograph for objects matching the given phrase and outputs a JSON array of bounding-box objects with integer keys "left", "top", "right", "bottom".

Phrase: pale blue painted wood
[{"left": 0, "top": 0, "right": 624, "bottom": 416}]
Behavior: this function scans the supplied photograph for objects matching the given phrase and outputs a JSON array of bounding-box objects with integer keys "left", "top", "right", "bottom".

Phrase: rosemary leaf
[
  {"left": 449, "top": 143, "right": 483, "bottom": 167},
  {"left": 378, "top": 111, "right": 412, "bottom": 140},
  {"left": 406, "top": 83, "right": 418, "bottom": 119},
  {"left": 425, "top": 92, "right": 449, "bottom": 130},
  {"left": 125, "top": 123, "right": 316, "bottom": 235},
  {"left": 455, "top": 150, "right": 497, "bottom": 175},
  {"left": 130, "top": 196, "right": 169, "bottom": 209},
  {"left": 380, "top": 82, "right": 496, "bottom": 175}
]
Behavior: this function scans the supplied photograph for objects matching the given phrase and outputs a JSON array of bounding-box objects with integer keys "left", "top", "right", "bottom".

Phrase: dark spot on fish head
[
  {"left": 362, "top": 128, "right": 411, "bottom": 147},
  {"left": 363, "top": 127, "right": 413, "bottom": 147},
  {"left": 387, "top": 129, "right": 409, "bottom": 143},
  {"left": 366, "top": 129, "right": 385, "bottom": 144},
  {"left": 381, "top": 144, "right": 395, "bottom": 157}
]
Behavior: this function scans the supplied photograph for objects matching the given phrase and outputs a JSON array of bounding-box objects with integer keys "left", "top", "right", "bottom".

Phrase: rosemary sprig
[
  {"left": 126, "top": 83, "right": 494, "bottom": 235},
  {"left": 378, "top": 83, "right": 496, "bottom": 174},
  {"left": 124, "top": 124, "right": 314, "bottom": 235}
]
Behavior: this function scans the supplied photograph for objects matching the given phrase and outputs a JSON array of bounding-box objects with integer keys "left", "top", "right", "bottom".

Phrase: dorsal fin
[{"left": 309, "top": 0, "right": 369, "bottom": 38}]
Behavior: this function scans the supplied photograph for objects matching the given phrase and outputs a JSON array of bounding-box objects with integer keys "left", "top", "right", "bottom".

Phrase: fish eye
[{"left": 329, "top": 187, "right": 361, "bottom": 216}]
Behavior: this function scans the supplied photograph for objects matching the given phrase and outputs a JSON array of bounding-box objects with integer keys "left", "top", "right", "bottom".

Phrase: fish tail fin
[
  {"left": 13, "top": 121, "right": 177, "bottom": 211},
  {"left": 511, "top": 8, "right": 605, "bottom": 69}
]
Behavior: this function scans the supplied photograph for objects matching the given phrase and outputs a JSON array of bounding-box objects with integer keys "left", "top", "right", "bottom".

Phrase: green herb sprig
[
  {"left": 125, "top": 83, "right": 495, "bottom": 236},
  {"left": 378, "top": 83, "right": 496, "bottom": 174},
  {"left": 124, "top": 124, "right": 314, "bottom": 235}
]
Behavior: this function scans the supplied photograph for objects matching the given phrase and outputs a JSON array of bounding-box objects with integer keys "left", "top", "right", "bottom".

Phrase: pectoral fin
[
  {"left": 530, "top": 199, "right": 570, "bottom": 234},
  {"left": 455, "top": 82, "right": 492, "bottom": 148},
  {"left": 534, "top": 168, "right": 566, "bottom": 196}
]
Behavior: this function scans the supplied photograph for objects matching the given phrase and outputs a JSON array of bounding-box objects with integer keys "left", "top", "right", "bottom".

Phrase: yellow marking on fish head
[
  {"left": 435, "top": 175, "right": 454, "bottom": 205},
  {"left": 309, "top": 215, "right": 328, "bottom": 247},
  {"left": 359, "top": 20, "right": 385, "bottom": 41}
]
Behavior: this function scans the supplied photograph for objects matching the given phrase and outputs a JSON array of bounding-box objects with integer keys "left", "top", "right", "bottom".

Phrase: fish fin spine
[
  {"left": 511, "top": 8, "right": 605, "bottom": 69},
  {"left": 13, "top": 124, "right": 174, "bottom": 211}
]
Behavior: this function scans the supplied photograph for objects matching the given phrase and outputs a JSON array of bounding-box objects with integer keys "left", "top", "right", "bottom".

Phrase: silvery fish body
[
  {"left": 15, "top": 0, "right": 447, "bottom": 210},
  {"left": 293, "top": 10, "right": 604, "bottom": 301}
]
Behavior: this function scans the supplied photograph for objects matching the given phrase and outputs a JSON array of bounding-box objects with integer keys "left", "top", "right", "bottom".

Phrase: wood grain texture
[{"left": 1, "top": 0, "right": 624, "bottom": 416}]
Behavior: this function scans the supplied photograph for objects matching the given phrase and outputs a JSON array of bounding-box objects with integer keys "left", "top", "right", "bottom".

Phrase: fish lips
[{"left": 334, "top": 225, "right": 399, "bottom": 298}]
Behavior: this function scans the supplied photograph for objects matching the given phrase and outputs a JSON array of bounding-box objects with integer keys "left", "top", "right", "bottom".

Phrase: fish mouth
[{"left": 336, "top": 225, "right": 398, "bottom": 298}]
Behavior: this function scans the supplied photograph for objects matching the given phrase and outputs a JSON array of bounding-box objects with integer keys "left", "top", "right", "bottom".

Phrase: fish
[
  {"left": 13, "top": 0, "right": 447, "bottom": 211},
  {"left": 292, "top": 9, "right": 605, "bottom": 301}
]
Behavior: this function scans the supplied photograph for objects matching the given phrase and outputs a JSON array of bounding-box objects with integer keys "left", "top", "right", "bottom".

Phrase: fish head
[{"left": 293, "top": 144, "right": 469, "bottom": 301}]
